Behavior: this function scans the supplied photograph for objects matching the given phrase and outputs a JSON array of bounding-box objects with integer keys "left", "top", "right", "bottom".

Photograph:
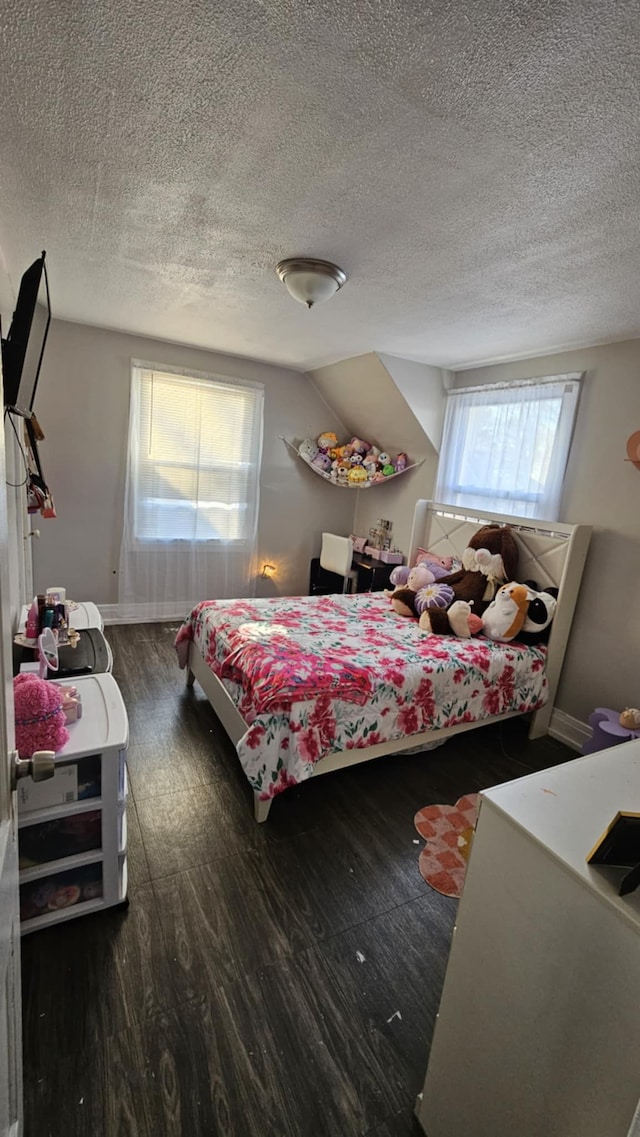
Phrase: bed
[{"left": 176, "top": 501, "right": 591, "bottom": 822}]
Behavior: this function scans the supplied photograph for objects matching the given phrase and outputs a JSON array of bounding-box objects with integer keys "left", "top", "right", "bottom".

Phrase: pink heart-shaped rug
[{"left": 414, "top": 793, "right": 480, "bottom": 897}]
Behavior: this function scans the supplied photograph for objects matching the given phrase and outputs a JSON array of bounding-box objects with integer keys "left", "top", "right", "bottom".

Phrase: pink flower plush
[
  {"left": 13, "top": 673, "right": 69, "bottom": 758},
  {"left": 415, "top": 583, "right": 456, "bottom": 614}
]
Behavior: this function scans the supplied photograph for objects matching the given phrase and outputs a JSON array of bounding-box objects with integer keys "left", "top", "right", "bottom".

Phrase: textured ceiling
[{"left": 1, "top": 0, "right": 639, "bottom": 371}]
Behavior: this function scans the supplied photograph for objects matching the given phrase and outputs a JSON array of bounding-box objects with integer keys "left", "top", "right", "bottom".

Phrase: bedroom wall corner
[
  {"left": 30, "top": 320, "right": 356, "bottom": 613},
  {"left": 456, "top": 338, "right": 640, "bottom": 725},
  {"left": 309, "top": 352, "right": 440, "bottom": 557}
]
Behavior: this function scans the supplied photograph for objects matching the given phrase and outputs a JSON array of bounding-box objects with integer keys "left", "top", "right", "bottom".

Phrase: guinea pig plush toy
[
  {"left": 13, "top": 673, "right": 69, "bottom": 758},
  {"left": 481, "top": 582, "right": 530, "bottom": 643}
]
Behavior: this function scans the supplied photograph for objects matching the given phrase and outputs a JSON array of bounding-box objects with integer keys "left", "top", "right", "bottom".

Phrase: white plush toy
[
  {"left": 298, "top": 438, "right": 318, "bottom": 463},
  {"left": 481, "top": 582, "right": 530, "bottom": 643}
]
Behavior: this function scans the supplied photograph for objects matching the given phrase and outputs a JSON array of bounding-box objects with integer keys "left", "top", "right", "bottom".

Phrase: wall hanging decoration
[{"left": 282, "top": 434, "right": 424, "bottom": 489}]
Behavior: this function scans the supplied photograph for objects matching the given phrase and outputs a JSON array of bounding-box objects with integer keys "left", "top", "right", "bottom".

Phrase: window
[
  {"left": 434, "top": 374, "right": 582, "bottom": 520},
  {"left": 129, "top": 363, "right": 264, "bottom": 543}
]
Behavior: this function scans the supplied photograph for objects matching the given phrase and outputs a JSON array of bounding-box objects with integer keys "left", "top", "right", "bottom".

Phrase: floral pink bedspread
[{"left": 175, "top": 593, "right": 547, "bottom": 800}]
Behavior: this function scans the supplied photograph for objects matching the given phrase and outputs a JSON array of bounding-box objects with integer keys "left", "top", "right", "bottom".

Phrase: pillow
[{"left": 415, "top": 548, "right": 462, "bottom": 580}]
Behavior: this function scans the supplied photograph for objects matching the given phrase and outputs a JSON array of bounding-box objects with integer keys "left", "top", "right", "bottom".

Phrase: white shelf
[
  {"left": 18, "top": 796, "right": 103, "bottom": 828},
  {"left": 20, "top": 896, "right": 107, "bottom": 934},
  {"left": 282, "top": 437, "right": 424, "bottom": 488},
  {"left": 19, "top": 849, "right": 104, "bottom": 884}
]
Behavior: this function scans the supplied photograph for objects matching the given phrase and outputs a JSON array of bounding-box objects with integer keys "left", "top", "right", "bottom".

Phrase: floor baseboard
[
  {"left": 549, "top": 708, "right": 589, "bottom": 752},
  {"left": 98, "top": 604, "right": 188, "bottom": 625}
]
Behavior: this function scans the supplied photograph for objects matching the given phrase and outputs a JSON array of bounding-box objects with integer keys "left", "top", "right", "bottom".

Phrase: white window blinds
[
  {"left": 133, "top": 365, "right": 263, "bottom": 543},
  {"left": 434, "top": 374, "right": 582, "bottom": 520}
]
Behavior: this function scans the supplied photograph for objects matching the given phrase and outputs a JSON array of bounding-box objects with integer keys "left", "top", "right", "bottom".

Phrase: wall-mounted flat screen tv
[{"left": 2, "top": 251, "right": 51, "bottom": 418}]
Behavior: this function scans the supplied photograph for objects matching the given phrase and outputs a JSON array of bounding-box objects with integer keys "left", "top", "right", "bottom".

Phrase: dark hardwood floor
[{"left": 21, "top": 622, "right": 576, "bottom": 1136}]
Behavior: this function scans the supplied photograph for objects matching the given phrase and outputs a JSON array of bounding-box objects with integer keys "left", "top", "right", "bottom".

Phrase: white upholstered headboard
[{"left": 408, "top": 501, "right": 592, "bottom": 738}]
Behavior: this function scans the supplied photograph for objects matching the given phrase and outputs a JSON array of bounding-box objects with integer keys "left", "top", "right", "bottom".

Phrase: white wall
[
  {"left": 31, "top": 320, "right": 355, "bottom": 610},
  {"left": 457, "top": 339, "right": 640, "bottom": 724},
  {"left": 0, "top": 244, "right": 32, "bottom": 627},
  {"left": 377, "top": 353, "right": 451, "bottom": 452},
  {"left": 310, "top": 352, "right": 440, "bottom": 556}
]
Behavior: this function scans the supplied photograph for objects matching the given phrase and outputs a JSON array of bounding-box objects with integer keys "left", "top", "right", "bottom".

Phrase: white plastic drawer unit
[{"left": 17, "top": 672, "right": 129, "bottom": 934}]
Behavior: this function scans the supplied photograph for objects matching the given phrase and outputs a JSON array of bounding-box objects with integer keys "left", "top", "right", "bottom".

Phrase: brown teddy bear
[{"left": 419, "top": 524, "right": 519, "bottom": 635}]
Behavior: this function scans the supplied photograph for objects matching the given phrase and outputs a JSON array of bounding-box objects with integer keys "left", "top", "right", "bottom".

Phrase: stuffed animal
[
  {"left": 388, "top": 587, "right": 419, "bottom": 617},
  {"left": 517, "top": 584, "right": 559, "bottom": 645},
  {"left": 422, "top": 525, "right": 519, "bottom": 634},
  {"left": 364, "top": 460, "right": 378, "bottom": 481},
  {"left": 349, "top": 437, "right": 370, "bottom": 457},
  {"left": 348, "top": 465, "right": 367, "bottom": 485},
  {"left": 394, "top": 452, "right": 408, "bottom": 472},
  {"left": 388, "top": 574, "right": 455, "bottom": 619},
  {"left": 407, "top": 563, "right": 434, "bottom": 591},
  {"left": 336, "top": 461, "right": 350, "bottom": 485},
  {"left": 377, "top": 451, "right": 390, "bottom": 468},
  {"left": 312, "top": 452, "right": 332, "bottom": 474},
  {"left": 382, "top": 463, "right": 395, "bottom": 477},
  {"left": 420, "top": 601, "right": 483, "bottom": 638},
  {"left": 386, "top": 562, "right": 435, "bottom": 617},
  {"left": 620, "top": 708, "right": 640, "bottom": 730},
  {"left": 14, "top": 673, "right": 69, "bottom": 758},
  {"left": 317, "top": 432, "right": 338, "bottom": 452},
  {"left": 414, "top": 583, "right": 455, "bottom": 614},
  {"left": 389, "top": 564, "right": 410, "bottom": 588},
  {"left": 350, "top": 452, "right": 364, "bottom": 466},
  {"left": 298, "top": 438, "right": 318, "bottom": 463},
  {"left": 481, "top": 583, "right": 530, "bottom": 642}
]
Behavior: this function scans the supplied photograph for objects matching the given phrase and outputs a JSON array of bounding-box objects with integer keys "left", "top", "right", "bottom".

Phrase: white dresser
[{"left": 417, "top": 740, "right": 640, "bottom": 1137}]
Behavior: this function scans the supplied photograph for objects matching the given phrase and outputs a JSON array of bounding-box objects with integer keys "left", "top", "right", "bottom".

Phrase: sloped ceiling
[
  {"left": 309, "top": 353, "right": 440, "bottom": 461},
  {"left": 1, "top": 1, "right": 639, "bottom": 370}
]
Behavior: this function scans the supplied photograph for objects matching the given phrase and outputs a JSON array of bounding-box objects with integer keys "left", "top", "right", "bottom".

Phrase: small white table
[{"left": 416, "top": 741, "right": 640, "bottom": 1137}]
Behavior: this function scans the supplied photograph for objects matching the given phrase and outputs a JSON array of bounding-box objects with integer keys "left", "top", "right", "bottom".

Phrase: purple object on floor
[{"left": 582, "top": 707, "right": 640, "bottom": 756}]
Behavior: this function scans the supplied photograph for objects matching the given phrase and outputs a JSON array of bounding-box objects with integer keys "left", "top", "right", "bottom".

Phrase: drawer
[
  {"left": 20, "top": 862, "right": 103, "bottom": 923},
  {"left": 19, "top": 810, "right": 101, "bottom": 870}
]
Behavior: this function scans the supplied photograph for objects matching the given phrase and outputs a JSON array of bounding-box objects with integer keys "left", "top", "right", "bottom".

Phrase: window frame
[
  {"left": 434, "top": 373, "right": 583, "bottom": 521},
  {"left": 128, "top": 359, "right": 264, "bottom": 547}
]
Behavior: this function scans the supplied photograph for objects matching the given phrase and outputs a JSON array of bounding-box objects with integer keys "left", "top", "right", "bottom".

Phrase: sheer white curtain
[
  {"left": 434, "top": 374, "right": 582, "bottom": 520},
  {"left": 118, "top": 362, "right": 264, "bottom": 621}
]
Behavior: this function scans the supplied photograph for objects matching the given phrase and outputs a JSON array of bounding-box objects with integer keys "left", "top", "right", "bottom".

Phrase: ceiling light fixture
[{"left": 276, "top": 258, "right": 347, "bottom": 309}]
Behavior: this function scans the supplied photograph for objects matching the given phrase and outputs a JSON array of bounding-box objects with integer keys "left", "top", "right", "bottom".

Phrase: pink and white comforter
[{"left": 175, "top": 593, "right": 547, "bottom": 800}]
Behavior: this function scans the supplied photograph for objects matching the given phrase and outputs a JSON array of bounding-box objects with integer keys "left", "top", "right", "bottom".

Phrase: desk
[
  {"left": 309, "top": 555, "right": 395, "bottom": 595},
  {"left": 416, "top": 741, "right": 640, "bottom": 1137}
]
